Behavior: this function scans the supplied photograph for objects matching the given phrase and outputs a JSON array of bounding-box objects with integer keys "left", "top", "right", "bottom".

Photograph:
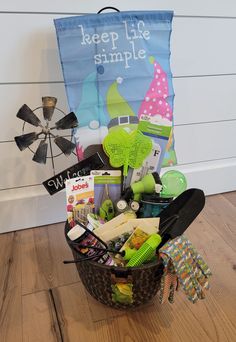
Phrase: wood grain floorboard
[
  {"left": 0, "top": 193, "right": 236, "bottom": 341},
  {"left": 0, "top": 232, "right": 22, "bottom": 342},
  {"left": 22, "top": 290, "right": 62, "bottom": 342},
  {"left": 21, "top": 222, "right": 80, "bottom": 295},
  {"left": 85, "top": 290, "right": 125, "bottom": 323},
  {"left": 91, "top": 286, "right": 235, "bottom": 342},
  {"left": 202, "top": 194, "right": 236, "bottom": 251},
  {"left": 185, "top": 214, "right": 236, "bottom": 339},
  {"left": 223, "top": 191, "right": 236, "bottom": 207},
  {"left": 51, "top": 282, "right": 98, "bottom": 342}
]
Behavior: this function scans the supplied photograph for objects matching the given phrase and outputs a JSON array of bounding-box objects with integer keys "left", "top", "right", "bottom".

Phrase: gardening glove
[
  {"left": 159, "top": 235, "right": 212, "bottom": 303},
  {"left": 159, "top": 261, "right": 178, "bottom": 304}
]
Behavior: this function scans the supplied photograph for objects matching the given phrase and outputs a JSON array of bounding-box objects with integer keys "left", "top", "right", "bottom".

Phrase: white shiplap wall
[{"left": 1, "top": 1, "right": 236, "bottom": 232}]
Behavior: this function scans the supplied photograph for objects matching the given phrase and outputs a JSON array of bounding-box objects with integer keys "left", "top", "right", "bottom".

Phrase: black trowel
[{"left": 158, "top": 188, "right": 205, "bottom": 243}]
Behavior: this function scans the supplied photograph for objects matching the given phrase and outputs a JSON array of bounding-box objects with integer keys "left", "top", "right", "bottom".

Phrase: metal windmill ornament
[{"left": 14, "top": 97, "right": 79, "bottom": 170}]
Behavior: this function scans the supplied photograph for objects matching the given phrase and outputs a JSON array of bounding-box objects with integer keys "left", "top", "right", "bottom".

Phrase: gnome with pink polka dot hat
[{"left": 138, "top": 56, "right": 173, "bottom": 123}]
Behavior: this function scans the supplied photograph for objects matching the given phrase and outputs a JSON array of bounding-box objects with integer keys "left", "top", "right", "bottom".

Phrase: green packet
[
  {"left": 90, "top": 170, "right": 121, "bottom": 221},
  {"left": 129, "top": 119, "right": 171, "bottom": 184}
]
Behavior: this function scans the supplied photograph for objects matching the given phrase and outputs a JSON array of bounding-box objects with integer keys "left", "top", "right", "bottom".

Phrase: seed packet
[
  {"left": 105, "top": 218, "right": 159, "bottom": 266},
  {"left": 119, "top": 227, "right": 152, "bottom": 253},
  {"left": 65, "top": 175, "right": 94, "bottom": 228},
  {"left": 103, "top": 218, "right": 159, "bottom": 249},
  {"left": 118, "top": 218, "right": 159, "bottom": 253}
]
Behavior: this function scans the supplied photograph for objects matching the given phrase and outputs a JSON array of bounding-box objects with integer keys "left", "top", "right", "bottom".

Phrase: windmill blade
[
  {"left": 17, "top": 104, "right": 41, "bottom": 127},
  {"left": 54, "top": 136, "right": 76, "bottom": 156},
  {"left": 42, "top": 96, "right": 57, "bottom": 121},
  {"left": 32, "top": 140, "right": 48, "bottom": 164},
  {"left": 14, "top": 132, "right": 38, "bottom": 151},
  {"left": 55, "top": 112, "right": 78, "bottom": 130}
]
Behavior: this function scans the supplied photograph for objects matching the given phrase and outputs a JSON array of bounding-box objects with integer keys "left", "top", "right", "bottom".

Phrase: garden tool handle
[{"left": 97, "top": 7, "right": 120, "bottom": 14}]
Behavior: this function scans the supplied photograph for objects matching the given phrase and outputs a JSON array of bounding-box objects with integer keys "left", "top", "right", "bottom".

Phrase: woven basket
[{"left": 65, "top": 221, "right": 164, "bottom": 309}]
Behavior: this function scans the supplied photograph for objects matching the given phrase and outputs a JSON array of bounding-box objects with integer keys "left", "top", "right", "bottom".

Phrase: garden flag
[{"left": 54, "top": 10, "right": 177, "bottom": 170}]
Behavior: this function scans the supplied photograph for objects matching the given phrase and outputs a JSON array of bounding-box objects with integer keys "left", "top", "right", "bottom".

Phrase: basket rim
[{"left": 64, "top": 220, "right": 163, "bottom": 271}]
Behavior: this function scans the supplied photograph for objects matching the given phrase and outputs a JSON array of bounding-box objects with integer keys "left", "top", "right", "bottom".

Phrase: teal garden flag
[{"left": 54, "top": 10, "right": 177, "bottom": 170}]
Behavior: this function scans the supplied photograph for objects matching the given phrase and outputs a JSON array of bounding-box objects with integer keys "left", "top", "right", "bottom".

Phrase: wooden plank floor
[{"left": 0, "top": 192, "right": 236, "bottom": 342}]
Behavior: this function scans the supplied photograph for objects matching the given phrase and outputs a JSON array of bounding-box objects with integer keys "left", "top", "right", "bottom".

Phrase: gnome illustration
[
  {"left": 106, "top": 77, "right": 138, "bottom": 133},
  {"left": 74, "top": 71, "right": 109, "bottom": 160},
  {"left": 75, "top": 71, "right": 108, "bottom": 129},
  {"left": 138, "top": 56, "right": 173, "bottom": 123},
  {"left": 138, "top": 56, "right": 177, "bottom": 168}
]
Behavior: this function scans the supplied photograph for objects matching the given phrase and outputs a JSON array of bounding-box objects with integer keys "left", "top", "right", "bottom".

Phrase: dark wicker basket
[{"left": 65, "top": 221, "right": 164, "bottom": 309}]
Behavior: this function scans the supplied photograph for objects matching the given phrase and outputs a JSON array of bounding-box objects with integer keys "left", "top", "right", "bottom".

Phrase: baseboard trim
[
  {"left": 163, "top": 158, "right": 236, "bottom": 195},
  {"left": 1, "top": 158, "right": 236, "bottom": 233},
  {"left": 0, "top": 186, "right": 66, "bottom": 233}
]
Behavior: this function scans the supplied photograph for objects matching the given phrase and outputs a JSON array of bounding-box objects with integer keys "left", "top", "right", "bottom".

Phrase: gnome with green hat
[
  {"left": 106, "top": 77, "right": 139, "bottom": 133},
  {"left": 103, "top": 78, "right": 153, "bottom": 176}
]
